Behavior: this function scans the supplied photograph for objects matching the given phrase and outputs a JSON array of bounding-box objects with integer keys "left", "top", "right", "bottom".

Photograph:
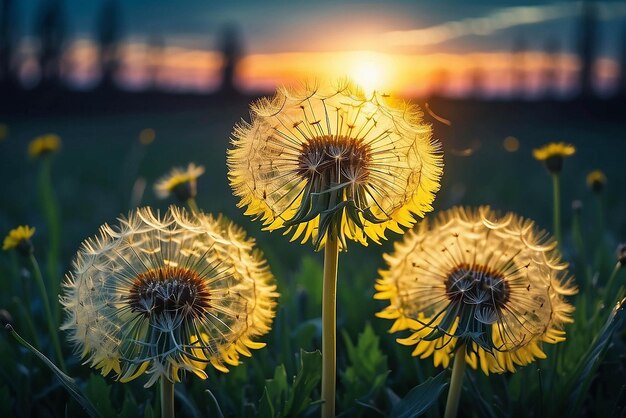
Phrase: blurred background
[
  {"left": 2, "top": 0, "right": 626, "bottom": 98},
  {"left": 0, "top": 0, "right": 625, "bottom": 271}
]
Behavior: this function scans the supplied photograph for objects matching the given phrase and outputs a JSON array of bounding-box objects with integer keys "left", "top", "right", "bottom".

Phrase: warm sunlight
[{"left": 346, "top": 52, "right": 393, "bottom": 93}]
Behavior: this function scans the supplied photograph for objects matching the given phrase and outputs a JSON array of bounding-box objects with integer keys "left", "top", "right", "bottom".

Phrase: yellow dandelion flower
[
  {"left": 154, "top": 163, "right": 205, "bottom": 201},
  {"left": 227, "top": 80, "right": 443, "bottom": 250},
  {"left": 28, "top": 134, "right": 61, "bottom": 158},
  {"left": 139, "top": 128, "right": 156, "bottom": 145},
  {"left": 375, "top": 206, "right": 577, "bottom": 374},
  {"left": 532, "top": 142, "right": 575, "bottom": 174},
  {"left": 61, "top": 206, "right": 278, "bottom": 387},
  {"left": 2, "top": 225, "right": 35, "bottom": 255},
  {"left": 586, "top": 169, "right": 606, "bottom": 194}
]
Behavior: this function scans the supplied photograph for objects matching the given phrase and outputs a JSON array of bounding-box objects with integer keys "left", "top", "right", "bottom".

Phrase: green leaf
[
  {"left": 391, "top": 370, "right": 450, "bottom": 418},
  {"left": 143, "top": 403, "right": 155, "bottom": 418},
  {"left": 5, "top": 324, "right": 102, "bottom": 418},
  {"left": 289, "top": 350, "right": 323, "bottom": 416},
  {"left": 258, "top": 350, "right": 322, "bottom": 418},
  {"left": 339, "top": 323, "right": 389, "bottom": 413},
  {"left": 565, "top": 298, "right": 626, "bottom": 416},
  {"left": 258, "top": 364, "right": 288, "bottom": 417},
  {"left": 85, "top": 375, "right": 116, "bottom": 417}
]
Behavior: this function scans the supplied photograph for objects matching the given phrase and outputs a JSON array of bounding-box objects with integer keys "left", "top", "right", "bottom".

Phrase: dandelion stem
[
  {"left": 160, "top": 378, "right": 175, "bottom": 418},
  {"left": 321, "top": 234, "right": 339, "bottom": 418},
  {"left": 29, "top": 254, "right": 66, "bottom": 372},
  {"left": 187, "top": 198, "right": 200, "bottom": 214},
  {"left": 38, "top": 156, "right": 61, "bottom": 320},
  {"left": 444, "top": 345, "right": 466, "bottom": 418},
  {"left": 595, "top": 195, "right": 605, "bottom": 243},
  {"left": 571, "top": 204, "right": 591, "bottom": 286},
  {"left": 552, "top": 174, "right": 562, "bottom": 248}
]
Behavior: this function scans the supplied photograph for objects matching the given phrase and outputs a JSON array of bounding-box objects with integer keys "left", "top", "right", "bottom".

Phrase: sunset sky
[{"left": 10, "top": 0, "right": 626, "bottom": 96}]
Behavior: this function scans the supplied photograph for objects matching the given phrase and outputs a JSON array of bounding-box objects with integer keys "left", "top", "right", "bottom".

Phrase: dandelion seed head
[
  {"left": 228, "top": 80, "right": 443, "bottom": 249},
  {"left": 61, "top": 206, "right": 278, "bottom": 386},
  {"left": 375, "top": 206, "right": 576, "bottom": 374}
]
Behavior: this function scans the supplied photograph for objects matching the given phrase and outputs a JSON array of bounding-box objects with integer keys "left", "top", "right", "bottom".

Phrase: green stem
[
  {"left": 187, "top": 198, "right": 200, "bottom": 214},
  {"left": 595, "top": 195, "right": 605, "bottom": 244},
  {"left": 552, "top": 174, "right": 562, "bottom": 249},
  {"left": 321, "top": 234, "right": 339, "bottom": 418},
  {"left": 38, "top": 157, "right": 61, "bottom": 320},
  {"left": 571, "top": 206, "right": 592, "bottom": 286},
  {"left": 444, "top": 345, "right": 466, "bottom": 418},
  {"left": 29, "top": 254, "right": 66, "bottom": 372},
  {"left": 160, "top": 378, "right": 175, "bottom": 418}
]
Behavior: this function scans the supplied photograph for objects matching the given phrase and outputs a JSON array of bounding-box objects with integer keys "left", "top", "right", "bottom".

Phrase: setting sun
[{"left": 346, "top": 52, "right": 393, "bottom": 93}]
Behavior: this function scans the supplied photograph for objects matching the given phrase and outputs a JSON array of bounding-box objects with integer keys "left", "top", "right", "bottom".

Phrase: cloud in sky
[{"left": 383, "top": 2, "right": 626, "bottom": 48}]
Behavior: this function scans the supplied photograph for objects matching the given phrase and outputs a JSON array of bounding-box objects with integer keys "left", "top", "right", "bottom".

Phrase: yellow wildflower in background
[
  {"left": 0, "top": 123, "right": 8, "bottom": 141},
  {"left": 532, "top": 142, "right": 575, "bottom": 174},
  {"left": 154, "top": 163, "right": 205, "bottom": 201},
  {"left": 586, "top": 169, "right": 606, "bottom": 194},
  {"left": 2, "top": 225, "right": 35, "bottom": 255},
  {"left": 375, "top": 206, "right": 576, "bottom": 374},
  {"left": 228, "top": 80, "right": 443, "bottom": 249},
  {"left": 139, "top": 128, "right": 156, "bottom": 145},
  {"left": 61, "top": 206, "right": 278, "bottom": 387},
  {"left": 28, "top": 134, "right": 61, "bottom": 158}
]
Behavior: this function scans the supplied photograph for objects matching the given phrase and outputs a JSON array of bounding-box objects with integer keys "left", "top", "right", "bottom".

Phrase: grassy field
[{"left": 0, "top": 96, "right": 625, "bottom": 417}]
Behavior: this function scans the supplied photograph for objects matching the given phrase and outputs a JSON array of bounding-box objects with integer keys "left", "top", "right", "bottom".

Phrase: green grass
[{"left": 0, "top": 100, "right": 624, "bottom": 417}]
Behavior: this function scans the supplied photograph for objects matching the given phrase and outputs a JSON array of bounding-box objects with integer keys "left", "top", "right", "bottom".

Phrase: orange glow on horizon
[{"left": 56, "top": 38, "right": 618, "bottom": 97}]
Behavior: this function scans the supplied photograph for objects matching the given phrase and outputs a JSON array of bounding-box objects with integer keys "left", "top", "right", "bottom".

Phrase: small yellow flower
[
  {"left": 154, "top": 163, "right": 205, "bottom": 201},
  {"left": 28, "top": 134, "right": 61, "bottom": 158},
  {"left": 228, "top": 80, "right": 443, "bottom": 249},
  {"left": 61, "top": 206, "right": 278, "bottom": 387},
  {"left": 375, "top": 206, "right": 576, "bottom": 374},
  {"left": 532, "top": 142, "right": 575, "bottom": 174},
  {"left": 586, "top": 169, "right": 606, "bottom": 193},
  {"left": 3, "top": 225, "right": 35, "bottom": 255},
  {"left": 0, "top": 123, "right": 8, "bottom": 141},
  {"left": 139, "top": 128, "right": 156, "bottom": 145}
]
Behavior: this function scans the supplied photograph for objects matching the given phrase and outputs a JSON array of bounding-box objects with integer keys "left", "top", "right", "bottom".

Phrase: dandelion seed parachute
[
  {"left": 227, "top": 80, "right": 443, "bottom": 249},
  {"left": 61, "top": 206, "right": 278, "bottom": 387},
  {"left": 375, "top": 206, "right": 577, "bottom": 374}
]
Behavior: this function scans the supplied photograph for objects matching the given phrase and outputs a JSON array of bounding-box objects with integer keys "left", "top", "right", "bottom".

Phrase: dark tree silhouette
[
  {"left": 511, "top": 36, "right": 527, "bottom": 98},
  {"left": 217, "top": 23, "right": 243, "bottom": 94},
  {"left": 578, "top": 0, "right": 597, "bottom": 98},
  {"left": 469, "top": 66, "right": 485, "bottom": 99},
  {"left": 97, "top": 0, "right": 122, "bottom": 89},
  {"left": 542, "top": 38, "right": 561, "bottom": 99},
  {"left": 37, "top": 0, "right": 66, "bottom": 88},
  {"left": 146, "top": 34, "right": 164, "bottom": 90},
  {"left": 0, "top": 0, "right": 17, "bottom": 86},
  {"left": 430, "top": 68, "right": 450, "bottom": 98}
]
